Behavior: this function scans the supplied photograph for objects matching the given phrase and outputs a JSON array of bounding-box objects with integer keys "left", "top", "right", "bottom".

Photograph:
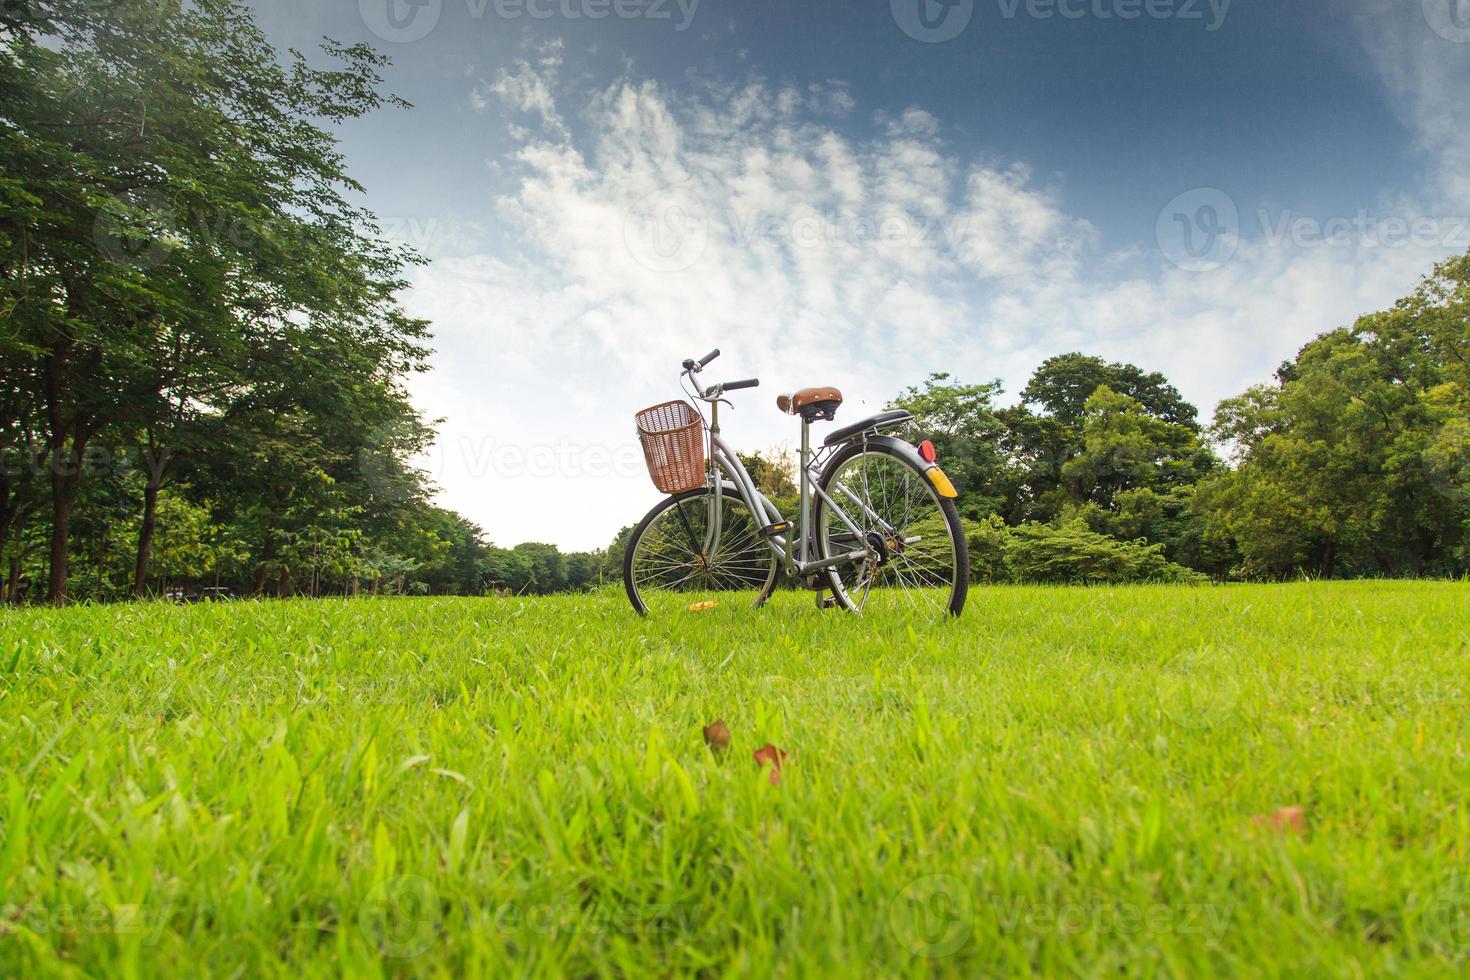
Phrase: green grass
[{"left": 2, "top": 582, "right": 1469, "bottom": 977}]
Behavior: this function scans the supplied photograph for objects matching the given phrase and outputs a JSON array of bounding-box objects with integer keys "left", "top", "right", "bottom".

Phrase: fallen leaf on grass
[
  {"left": 1250, "top": 805, "right": 1307, "bottom": 836},
  {"left": 753, "top": 743, "right": 787, "bottom": 785},
  {"left": 702, "top": 720, "right": 731, "bottom": 754}
]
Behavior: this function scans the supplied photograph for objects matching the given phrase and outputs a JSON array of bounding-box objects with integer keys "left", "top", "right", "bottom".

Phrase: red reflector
[{"left": 918, "top": 440, "right": 937, "bottom": 463}]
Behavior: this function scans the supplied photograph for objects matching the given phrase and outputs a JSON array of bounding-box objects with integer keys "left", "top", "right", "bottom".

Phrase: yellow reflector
[
  {"left": 926, "top": 465, "right": 958, "bottom": 498},
  {"left": 688, "top": 600, "right": 719, "bottom": 612}
]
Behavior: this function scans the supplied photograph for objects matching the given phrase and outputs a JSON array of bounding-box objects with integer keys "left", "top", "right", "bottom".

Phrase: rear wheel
[
  {"left": 814, "top": 442, "right": 969, "bottom": 617},
  {"left": 624, "top": 487, "right": 779, "bottom": 616}
]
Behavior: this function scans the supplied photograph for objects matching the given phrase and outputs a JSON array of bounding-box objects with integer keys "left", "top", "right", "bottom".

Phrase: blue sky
[{"left": 249, "top": 0, "right": 1470, "bottom": 550}]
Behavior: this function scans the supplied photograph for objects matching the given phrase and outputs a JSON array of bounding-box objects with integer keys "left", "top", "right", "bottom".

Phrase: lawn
[{"left": 2, "top": 582, "right": 1469, "bottom": 977}]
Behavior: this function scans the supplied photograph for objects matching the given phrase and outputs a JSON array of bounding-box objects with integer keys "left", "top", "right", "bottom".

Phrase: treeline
[
  {"left": 891, "top": 250, "right": 1470, "bottom": 583},
  {"left": 5, "top": 4, "right": 1466, "bottom": 604},
  {"left": 0, "top": 0, "right": 612, "bottom": 602}
]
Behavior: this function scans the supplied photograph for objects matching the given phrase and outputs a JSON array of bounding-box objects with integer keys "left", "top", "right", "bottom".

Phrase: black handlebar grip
[
  {"left": 722, "top": 378, "right": 760, "bottom": 391},
  {"left": 697, "top": 349, "right": 721, "bottom": 368}
]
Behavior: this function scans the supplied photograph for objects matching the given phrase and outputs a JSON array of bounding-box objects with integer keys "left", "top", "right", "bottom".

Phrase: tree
[
  {"left": 1059, "top": 385, "right": 1216, "bottom": 509},
  {"left": 890, "top": 373, "right": 1018, "bottom": 520},
  {"left": 0, "top": 0, "right": 426, "bottom": 602},
  {"left": 1197, "top": 251, "right": 1470, "bottom": 578},
  {"left": 1006, "top": 354, "right": 1204, "bottom": 523}
]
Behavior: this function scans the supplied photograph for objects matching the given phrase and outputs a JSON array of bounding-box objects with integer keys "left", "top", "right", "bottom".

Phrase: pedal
[
  {"left": 816, "top": 593, "right": 841, "bottom": 609},
  {"left": 760, "top": 521, "right": 792, "bottom": 539}
]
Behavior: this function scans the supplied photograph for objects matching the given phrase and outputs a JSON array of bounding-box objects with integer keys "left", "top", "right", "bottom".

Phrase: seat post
[{"left": 799, "top": 418, "right": 811, "bottom": 565}]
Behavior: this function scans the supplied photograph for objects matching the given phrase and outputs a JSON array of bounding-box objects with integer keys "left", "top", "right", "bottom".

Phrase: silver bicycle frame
[{"left": 701, "top": 396, "right": 889, "bottom": 580}]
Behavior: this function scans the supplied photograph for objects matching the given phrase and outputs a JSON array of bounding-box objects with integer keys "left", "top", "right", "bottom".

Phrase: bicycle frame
[{"left": 700, "top": 395, "right": 891, "bottom": 581}]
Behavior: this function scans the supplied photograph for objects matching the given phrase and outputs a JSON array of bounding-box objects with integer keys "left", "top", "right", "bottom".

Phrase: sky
[{"left": 246, "top": 0, "right": 1470, "bottom": 551}]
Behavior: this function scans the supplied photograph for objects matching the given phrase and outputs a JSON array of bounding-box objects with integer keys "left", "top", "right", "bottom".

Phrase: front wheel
[
  {"left": 623, "top": 487, "right": 780, "bottom": 616},
  {"left": 814, "top": 441, "right": 969, "bottom": 617}
]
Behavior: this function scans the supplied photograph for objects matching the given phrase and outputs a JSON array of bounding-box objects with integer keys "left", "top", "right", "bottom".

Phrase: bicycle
[{"left": 623, "top": 348, "right": 970, "bottom": 617}]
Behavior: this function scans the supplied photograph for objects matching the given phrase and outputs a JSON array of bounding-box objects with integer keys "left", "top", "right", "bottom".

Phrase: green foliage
[
  {"left": 963, "top": 516, "right": 1207, "bottom": 585},
  {"left": 890, "top": 373, "right": 1016, "bottom": 520},
  {"left": 1196, "top": 251, "right": 1470, "bottom": 579}
]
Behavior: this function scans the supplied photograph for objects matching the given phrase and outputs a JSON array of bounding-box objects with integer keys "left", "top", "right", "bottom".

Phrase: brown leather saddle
[{"left": 776, "top": 386, "right": 843, "bottom": 422}]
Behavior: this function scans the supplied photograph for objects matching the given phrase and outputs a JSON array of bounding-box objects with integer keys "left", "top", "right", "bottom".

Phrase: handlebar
[
  {"left": 682, "top": 349, "right": 756, "bottom": 401},
  {"left": 683, "top": 349, "right": 721, "bottom": 371}
]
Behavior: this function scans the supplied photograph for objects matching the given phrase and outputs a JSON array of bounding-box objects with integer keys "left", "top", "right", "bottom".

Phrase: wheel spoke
[
  {"left": 628, "top": 491, "right": 779, "bottom": 613},
  {"left": 816, "top": 448, "right": 962, "bottom": 616}
]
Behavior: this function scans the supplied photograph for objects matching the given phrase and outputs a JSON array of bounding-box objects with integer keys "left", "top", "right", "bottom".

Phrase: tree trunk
[
  {"left": 4, "top": 508, "right": 23, "bottom": 604},
  {"left": 41, "top": 346, "right": 97, "bottom": 606},
  {"left": 0, "top": 478, "right": 13, "bottom": 580},
  {"left": 133, "top": 479, "right": 160, "bottom": 597},
  {"left": 278, "top": 564, "right": 292, "bottom": 598},
  {"left": 253, "top": 534, "right": 276, "bottom": 595},
  {"left": 48, "top": 495, "right": 72, "bottom": 604},
  {"left": 47, "top": 449, "right": 81, "bottom": 606}
]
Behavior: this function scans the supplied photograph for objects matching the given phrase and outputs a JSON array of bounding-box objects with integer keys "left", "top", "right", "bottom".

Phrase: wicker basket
[{"left": 635, "top": 400, "right": 706, "bottom": 494}]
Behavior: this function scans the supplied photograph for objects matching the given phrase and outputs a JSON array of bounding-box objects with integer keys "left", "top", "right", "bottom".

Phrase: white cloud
[
  {"left": 407, "top": 20, "right": 1469, "bottom": 550},
  {"left": 1343, "top": 0, "right": 1470, "bottom": 209}
]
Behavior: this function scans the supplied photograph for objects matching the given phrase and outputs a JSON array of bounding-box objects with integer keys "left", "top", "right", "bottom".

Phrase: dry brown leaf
[
  {"left": 702, "top": 720, "right": 731, "bottom": 754},
  {"left": 1250, "top": 805, "right": 1307, "bottom": 836},
  {"left": 753, "top": 743, "right": 787, "bottom": 785}
]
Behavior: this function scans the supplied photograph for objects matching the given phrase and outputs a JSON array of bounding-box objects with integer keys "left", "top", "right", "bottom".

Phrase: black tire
[
  {"left": 813, "top": 441, "right": 969, "bottom": 617},
  {"left": 623, "top": 487, "right": 780, "bottom": 616}
]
